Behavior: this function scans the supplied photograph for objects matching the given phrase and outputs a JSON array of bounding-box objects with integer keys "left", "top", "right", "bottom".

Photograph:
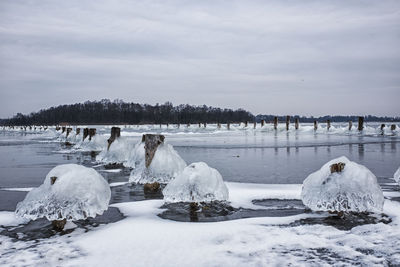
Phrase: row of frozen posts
[{"left": 3, "top": 116, "right": 398, "bottom": 140}]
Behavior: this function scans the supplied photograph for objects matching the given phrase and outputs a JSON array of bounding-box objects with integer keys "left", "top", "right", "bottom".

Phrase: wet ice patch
[{"left": 301, "top": 156, "right": 384, "bottom": 213}]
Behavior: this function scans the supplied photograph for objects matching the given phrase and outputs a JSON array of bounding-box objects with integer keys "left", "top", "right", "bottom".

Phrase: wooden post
[
  {"left": 76, "top": 128, "right": 80, "bottom": 135},
  {"left": 227, "top": 123, "right": 230, "bottom": 130},
  {"left": 327, "top": 120, "right": 331, "bottom": 131},
  {"left": 254, "top": 122, "right": 256, "bottom": 129},
  {"left": 349, "top": 121, "right": 353, "bottom": 131},
  {"left": 61, "top": 126, "right": 66, "bottom": 133},
  {"left": 204, "top": 123, "right": 206, "bottom": 128},
  {"left": 273, "top": 117, "right": 278, "bottom": 130},
  {"left": 89, "top": 128, "right": 96, "bottom": 141},
  {"left": 244, "top": 121, "right": 248, "bottom": 127},
  {"left": 261, "top": 120, "right": 265, "bottom": 127},
  {"left": 217, "top": 123, "right": 221, "bottom": 129},
  {"left": 107, "top": 127, "right": 121, "bottom": 150},
  {"left": 314, "top": 120, "right": 318, "bottom": 130},
  {"left": 358, "top": 117, "right": 364, "bottom": 131},
  {"left": 198, "top": 123, "right": 201, "bottom": 128},
  {"left": 83, "top": 128, "right": 89, "bottom": 141},
  {"left": 177, "top": 123, "right": 180, "bottom": 128},
  {"left": 295, "top": 118, "right": 299, "bottom": 130},
  {"left": 391, "top": 124, "right": 397, "bottom": 131},
  {"left": 286, "top": 116, "right": 290, "bottom": 131},
  {"left": 142, "top": 134, "right": 165, "bottom": 168},
  {"left": 66, "top": 127, "right": 72, "bottom": 137}
]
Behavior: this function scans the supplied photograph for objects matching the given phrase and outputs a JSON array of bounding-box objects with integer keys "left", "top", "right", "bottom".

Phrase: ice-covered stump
[
  {"left": 129, "top": 140, "right": 187, "bottom": 184},
  {"left": 394, "top": 167, "right": 400, "bottom": 185},
  {"left": 163, "top": 162, "right": 229, "bottom": 203},
  {"left": 143, "top": 134, "right": 165, "bottom": 168},
  {"left": 107, "top": 127, "right": 121, "bottom": 150},
  {"left": 89, "top": 128, "right": 96, "bottom": 141},
  {"left": 301, "top": 156, "right": 384, "bottom": 213},
  {"left": 15, "top": 164, "right": 111, "bottom": 230},
  {"left": 83, "top": 128, "right": 89, "bottom": 141}
]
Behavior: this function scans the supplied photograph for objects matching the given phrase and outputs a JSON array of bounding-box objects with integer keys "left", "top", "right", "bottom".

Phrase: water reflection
[{"left": 358, "top": 144, "right": 364, "bottom": 160}]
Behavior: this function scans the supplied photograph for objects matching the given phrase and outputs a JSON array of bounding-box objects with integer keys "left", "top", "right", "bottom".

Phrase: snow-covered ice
[
  {"left": 129, "top": 143, "right": 186, "bottom": 184},
  {"left": 15, "top": 164, "right": 111, "bottom": 221},
  {"left": 301, "top": 156, "right": 384, "bottom": 213},
  {"left": 163, "top": 162, "right": 229, "bottom": 203},
  {"left": 2, "top": 182, "right": 399, "bottom": 267}
]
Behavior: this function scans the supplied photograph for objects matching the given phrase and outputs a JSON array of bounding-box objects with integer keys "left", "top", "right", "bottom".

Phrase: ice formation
[
  {"left": 73, "top": 135, "right": 107, "bottom": 151},
  {"left": 163, "top": 162, "right": 229, "bottom": 203},
  {"left": 129, "top": 143, "right": 186, "bottom": 184},
  {"left": 301, "top": 156, "right": 384, "bottom": 213},
  {"left": 16, "top": 164, "right": 111, "bottom": 221},
  {"left": 394, "top": 166, "right": 400, "bottom": 184},
  {"left": 96, "top": 138, "right": 137, "bottom": 166}
]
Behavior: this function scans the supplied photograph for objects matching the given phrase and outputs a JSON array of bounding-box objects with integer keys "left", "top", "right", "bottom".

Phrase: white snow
[
  {"left": 163, "top": 162, "right": 229, "bottom": 203},
  {"left": 301, "top": 156, "right": 384, "bottom": 213},
  {"left": 129, "top": 143, "right": 186, "bottom": 184},
  {"left": 1, "top": 182, "right": 400, "bottom": 266},
  {"left": 15, "top": 164, "right": 111, "bottom": 221}
]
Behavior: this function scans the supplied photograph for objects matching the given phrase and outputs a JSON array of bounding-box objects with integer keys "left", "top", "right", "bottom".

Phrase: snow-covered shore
[{"left": 1, "top": 182, "right": 400, "bottom": 266}]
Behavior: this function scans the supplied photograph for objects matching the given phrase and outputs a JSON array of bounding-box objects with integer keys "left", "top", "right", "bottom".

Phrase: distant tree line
[
  {"left": 0, "top": 99, "right": 254, "bottom": 125},
  {"left": 1, "top": 99, "right": 398, "bottom": 126}
]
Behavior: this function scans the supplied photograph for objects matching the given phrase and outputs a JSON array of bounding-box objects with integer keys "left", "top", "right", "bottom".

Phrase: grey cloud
[{"left": 0, "top": 0, "right": 399, "bottom": 118}]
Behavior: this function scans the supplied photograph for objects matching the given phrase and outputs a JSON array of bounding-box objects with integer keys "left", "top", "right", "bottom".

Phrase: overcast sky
[{"left": 0, "top": 0, "right": 399, "bottom": 118}]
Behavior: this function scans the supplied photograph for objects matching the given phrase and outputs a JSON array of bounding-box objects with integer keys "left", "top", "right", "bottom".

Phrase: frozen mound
[
  {"left": 163, "top": 162, "right": 229, "bottom": 203},
  {"left": 16, "top": 164, "right": 111, "bottom": 221},
  {"left": 301, "top": 156, "right": 384, "bottom": 213},
  {"left": 129, "top": 143, "right": 186, "bottom": 184},
  {"left": 394, "top": 166, "right": 400, "bottom": 184},
  {"left": 125, "top": 141, "right": 145, "bottom": 168},
  {"left": 73, "top": 135, "right": 107, "bottom": 151},
  {"left": 96, "top": 138, "right": 137, "bottom": 166}
]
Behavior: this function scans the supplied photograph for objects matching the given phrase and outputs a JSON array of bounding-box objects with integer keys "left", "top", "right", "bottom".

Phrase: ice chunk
[
  {"left": 129, "top": 143, "right": 186, "bottom": 184},
  {"left": 163, "top": 162, "right": 229, "bottom": 203},
  {"left": 15, "top": 164, "right": 111, "bottom": 221},
  {"left": 125, "top": 141, "right": 145, "bottom": 168},
  {"left": 301, "top": 156, "right": 384, "bottom": 213},
  {"left": 73, "top": 135, "right": 107, "bottom": 151},
  {"left": 96, "top": 138, "right": 137, "bottom": 166},
  {"left": 394, "top": 167, "right": 400, "bottom": 184}
]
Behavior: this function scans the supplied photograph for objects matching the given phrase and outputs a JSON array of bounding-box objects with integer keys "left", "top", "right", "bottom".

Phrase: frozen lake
[{"left": 0, "top": 123, "right": 399, "bottom": 266}]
